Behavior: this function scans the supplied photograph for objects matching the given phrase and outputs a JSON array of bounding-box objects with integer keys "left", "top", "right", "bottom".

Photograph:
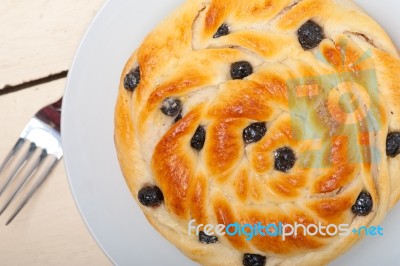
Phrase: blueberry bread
[{"left": 114, "top": 0, "right": 400, "bottom": 265}]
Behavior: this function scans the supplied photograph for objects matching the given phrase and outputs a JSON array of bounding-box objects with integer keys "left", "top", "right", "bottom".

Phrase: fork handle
[{"left": 35, "top": 97, "right": 62, "bottom": 132}]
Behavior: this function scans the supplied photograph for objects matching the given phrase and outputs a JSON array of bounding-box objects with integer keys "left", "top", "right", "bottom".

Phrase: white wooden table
[{"left": 0, "top": 1, "right": 110, "bottom": 265}]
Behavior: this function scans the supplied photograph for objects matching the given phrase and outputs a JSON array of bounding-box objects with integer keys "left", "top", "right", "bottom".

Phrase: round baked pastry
[{"left": 114, "top": 0, "right": 400, "bottom": 265}]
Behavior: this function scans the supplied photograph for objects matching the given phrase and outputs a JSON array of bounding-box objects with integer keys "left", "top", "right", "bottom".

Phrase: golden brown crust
[{"left": 115, "top": 0, "right": 400, "bottom": 265}]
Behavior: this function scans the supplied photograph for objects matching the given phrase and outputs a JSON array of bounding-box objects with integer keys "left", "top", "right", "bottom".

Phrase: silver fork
[{"left": 0, "top": 98, "right": 62, "bottom": 225}]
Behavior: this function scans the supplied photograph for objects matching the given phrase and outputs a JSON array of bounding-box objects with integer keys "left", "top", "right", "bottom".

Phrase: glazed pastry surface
[{"left": 115, "top": 0, "right": 400, "bottom": 265}]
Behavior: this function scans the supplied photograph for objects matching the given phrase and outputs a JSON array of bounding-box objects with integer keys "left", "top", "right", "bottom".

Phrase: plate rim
[{"left": 61, "top": 0, "right": 116, "bottom": 264}]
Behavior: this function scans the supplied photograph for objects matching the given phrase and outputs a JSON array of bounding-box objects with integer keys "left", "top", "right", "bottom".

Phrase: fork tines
[
  {"left": 0, "top": 138, "right": 58, "bottom": 224},
  {"left": 0, "top": 99, "right": 62, "bottom": 225}
]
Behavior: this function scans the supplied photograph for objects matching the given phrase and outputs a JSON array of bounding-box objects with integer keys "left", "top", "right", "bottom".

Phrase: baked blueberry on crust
[
  {"left": 213, "top": 23, "right": 230, "bottom": 38},
  {"left": 199, "top": 231, "right": 219, "bottom": 244},
  {"left": 190, "top": 126, "right": 206, "bottom": 151},
  {"left": 274, "top": 147, "right": 296, "bottom": 173},
  {"left": 123, "top": 66, "right": 140, "bottom": 91},
  {"left": 115, "top": 0, "right": 400, "bottom": 265},
  {"left": 231, "top": 61, "right": 253, "bottom": 80},
  {"left": 161, "top": 97, "right": 182, "bottom": 117},
  {"left": 386, "top": 132, "right": 400, "bottom": 157},
  {"left": 297, "top": 20, "right": 324, "bottom": 50},
  {"left": 243, "top": 254, "right": 267, "bottom": 266},
  {"left": 138, "top": 186, "right": 164, "bottom": 207},
  {"left": 352, "top": 191, "right": 373, "bottom": 216},
  {"left": 243, "top": 122, "right": 267, "bottom": 144}
]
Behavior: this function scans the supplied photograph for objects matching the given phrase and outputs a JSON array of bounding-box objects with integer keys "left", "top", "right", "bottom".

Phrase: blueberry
[
  {"left": 174, "top": 112, "right": 183, "bottom": 123},
  {"left": 386, "top": 132, "right": 400, "bottom": 157},
  {"left": 124, "top": 66, "right": 140, "bottom": 91},
  {"left": 161, "top": 98, "right": 182, "bottom": 117},
  {"left": 297, "top": 20, "right": 324, "bottom": 50},
  {"left": 231, "top": 61, "right": 253, "bottom": 80},
  {"left": 199, "top": 231, "right": 218, "bottom": 244},
  {"left": 138, "top": 186, "right": 164, "bottom": 207},
  {"left": 352, "top": 191, "right": 373, "bottom": 216},
  {"left": 274, "top": 147, "right": 296, "bottom": 172},
  {"left": 243, "top": 253, "right": 266, "bottom": 266},
  {"left": 213, "top": 24, "right": 230, "bottom": 38},
  {"left": 243, "top": 122, "right": 267, "bottom": 144},
  {"left": 191, "top": 126, "right": 206, "bottom": 151}
]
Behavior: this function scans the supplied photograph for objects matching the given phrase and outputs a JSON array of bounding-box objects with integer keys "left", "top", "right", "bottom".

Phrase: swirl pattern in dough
[{"left": 115, "top": 0, "right": 400, "bottom": 265}]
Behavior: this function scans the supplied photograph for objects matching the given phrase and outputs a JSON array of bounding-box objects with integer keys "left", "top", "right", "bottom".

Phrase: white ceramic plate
[{"left": 62, "top": 0, "right": 400, "bottom": 265}]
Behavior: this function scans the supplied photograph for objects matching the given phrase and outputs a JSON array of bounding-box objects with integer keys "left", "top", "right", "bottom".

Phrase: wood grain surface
[
  {"left": 0, "top": 0, "right": 111, "bottom": 265},
  {"left": 0, "top": 0, "right": 105, "bottom": 89}
]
